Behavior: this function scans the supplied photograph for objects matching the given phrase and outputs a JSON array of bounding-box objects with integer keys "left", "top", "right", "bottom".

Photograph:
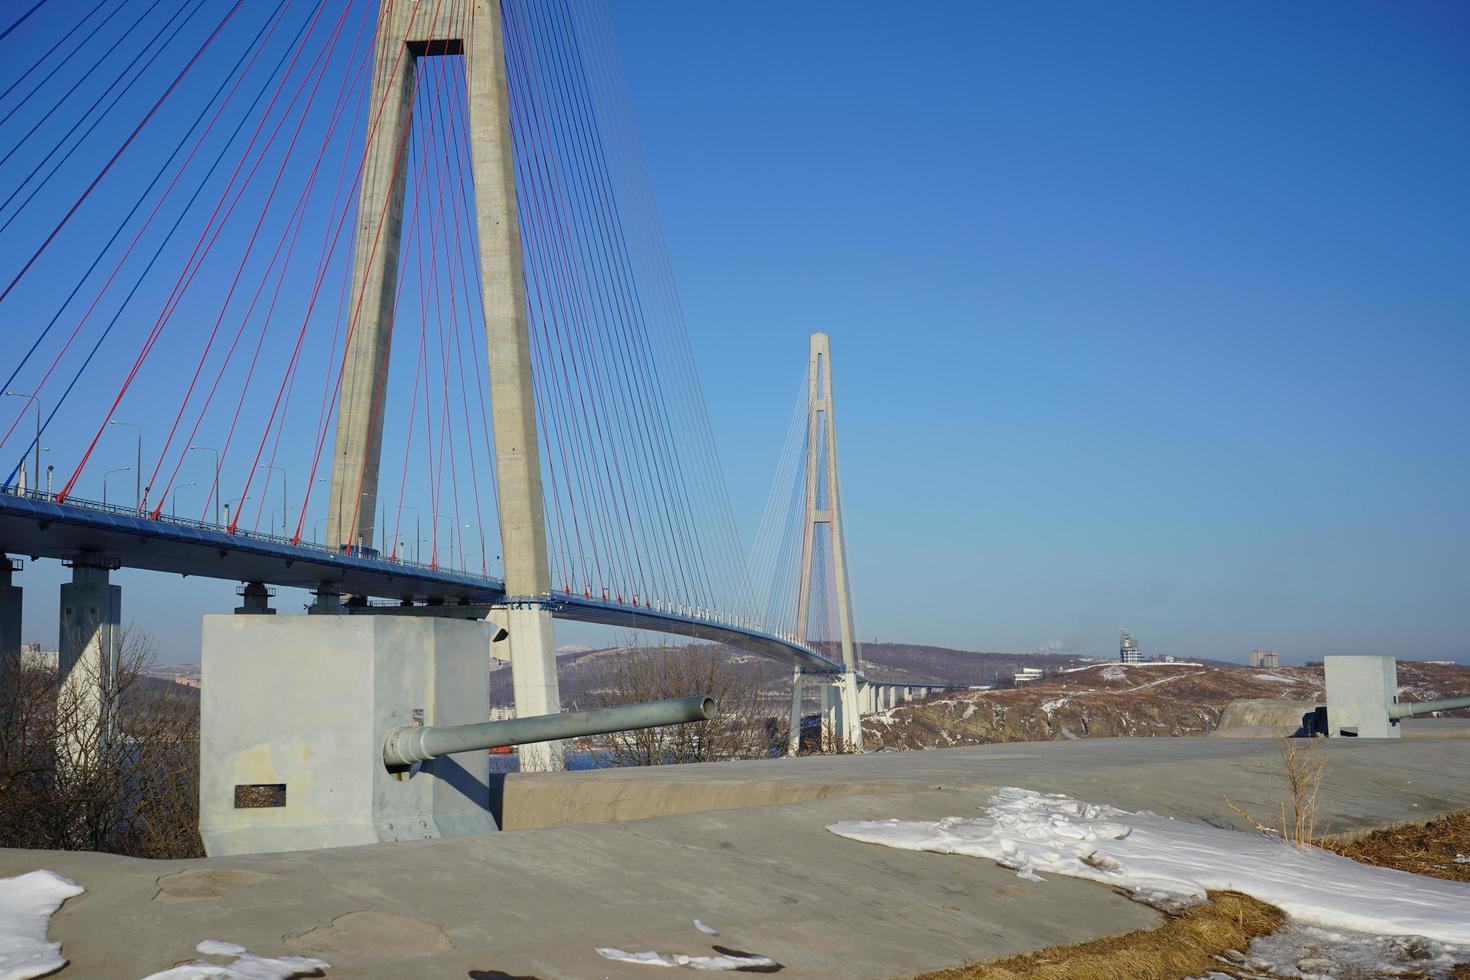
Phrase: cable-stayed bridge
[{"left": 0, "top": 0, "right": 940, "bottom": 788}]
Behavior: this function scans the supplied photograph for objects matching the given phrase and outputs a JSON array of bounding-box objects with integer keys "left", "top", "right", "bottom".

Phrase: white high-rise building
[{"left": 1119, "top": 630, "right": 1143, "bottom": 663}]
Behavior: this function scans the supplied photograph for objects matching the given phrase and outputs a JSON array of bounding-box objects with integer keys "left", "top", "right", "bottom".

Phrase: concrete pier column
[
  {"left": 841, "top": 671, "right": 864, "bottom": 750},
  {"left": 234, "top": 581, "right": 276, "bottom": 615},
  {"left": 492, "top": 603, "right": 562, "bottom": 771},
  {"left": 786, "top": 670, "right": 805, "bottom": 757},
  {"left": 308, "top": 584, "right": 344, "bottom": 615},
  {"left": 0, "top": 558, "right": 21, "bottom": 662},
  {"left": 58, "top": 554, "right": 122, "bottom": 764},
  {"left": 821, "top": 681, "right": 842, "bottom": 752}
]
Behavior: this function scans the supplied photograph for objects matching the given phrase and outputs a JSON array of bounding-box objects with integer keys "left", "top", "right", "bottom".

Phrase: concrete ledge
[{"left": 497, "top": 774, "right": 925, "bottom": 830}]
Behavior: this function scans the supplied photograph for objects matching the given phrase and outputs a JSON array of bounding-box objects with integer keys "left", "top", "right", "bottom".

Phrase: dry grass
[
  {"left": 1223, "top": 729, "right": 1324, "bottom": 848},
  {"left": 912, "top": 891, "right": 1283, "bottom": 980},
  {"left": 1318, "top": 809, "right": 1470, "bottom": 884}
]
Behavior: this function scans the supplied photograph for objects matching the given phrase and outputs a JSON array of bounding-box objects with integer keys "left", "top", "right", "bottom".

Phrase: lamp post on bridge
[
  {"left": 258, "top": 465, "right": 287, "bottom": 536},
  {"left": 461, "top": 520, "right": 485, "bottom": 575},
  {"left": 103, "top": 466, "right": 130, "bottom": 508},
  {"left": 2, "top": 391, "right": 41, "bottom": 494},
  {"left": 188, "top": 445, "right": 220, "bottom": 525},
  {"left": 397, "top": 506, "right": 421, "bottom": 564},
  {"left": 169, "top": 481, "right": 198, "bottom": 519},
  {"left": 108, "top": 419, "right": 144, "bottom": 512}
]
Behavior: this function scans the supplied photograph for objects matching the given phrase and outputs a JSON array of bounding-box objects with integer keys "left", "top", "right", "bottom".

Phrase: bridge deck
[{"left": 0, "top": 492, "right": 841, "bottom": 673}]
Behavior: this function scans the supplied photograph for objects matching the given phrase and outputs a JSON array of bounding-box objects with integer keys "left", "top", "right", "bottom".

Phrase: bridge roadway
[{"left": 0, "top": 491, "right": 843, "bottom": 674}]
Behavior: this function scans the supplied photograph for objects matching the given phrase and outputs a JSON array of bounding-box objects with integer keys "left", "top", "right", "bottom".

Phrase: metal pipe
[
  {"left": 1388, "top": 695, "right": 1470, "bottom": 720},
  {"left": 383, "top": 695, "right": 716, "bottom": 769}
]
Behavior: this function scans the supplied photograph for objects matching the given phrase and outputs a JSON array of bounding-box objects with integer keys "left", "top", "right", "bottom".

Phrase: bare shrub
[
  {"left": 1224, "top": 727, "right": 1324, "bottom": 849},
  {"left": 575, "top": 635, "right": 786, "bottom": 766},
  {"left": 0, "top": 632, "right": 202, "bottom": 858}
]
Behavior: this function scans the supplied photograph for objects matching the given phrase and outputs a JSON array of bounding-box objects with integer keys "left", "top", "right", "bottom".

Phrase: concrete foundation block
[
  {"left": 0, "top": 561, "right": 20, "bottom": 660},
  {"left": 200, "top": 615, "right": 498, "bottom": 856},
  {"left": 1324, "top": 655, "right": 1399, "bottom": 739}
]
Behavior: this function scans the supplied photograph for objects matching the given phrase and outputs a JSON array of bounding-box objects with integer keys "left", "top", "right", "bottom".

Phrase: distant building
[
  {"left": 1249, "top": 649, "right": 1280, "bottom": 669},
  {"left": 1012, "top": 667, "right": 1045, "bottom": 685},
  {"left": 1119, "top": 630, "right": 1143, "bottom": 663},
  {"left": 18, "top": 642, "right": 57, "bottom": 671}
]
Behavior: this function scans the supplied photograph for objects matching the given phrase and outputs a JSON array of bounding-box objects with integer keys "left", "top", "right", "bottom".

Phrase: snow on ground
[
  {"left": 1236, "top": 922, "right": 1462, "bottom": 978},
  {"left": 827, "top": 787, "right": 1470, "bottom": 947},
  {"left": 596, "top": 947, "right": 778, "bottom": 971},
  {"left": 138, "top": 941, "right": 329, "bottom": 979},
  {"left": 0, "top": 870, "right": 84, "bottom": 980},
  {"left": 596, "top": 920, "right": 776, "bottom": 971}
]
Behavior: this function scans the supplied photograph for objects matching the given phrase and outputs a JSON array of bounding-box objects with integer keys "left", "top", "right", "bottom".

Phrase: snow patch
[
  {"left": 596, "top": 947, "right": 778, "bottom": 971},
  {"left": 0, "top": 870, "right": 84, "bottom": 980},
  {"left": 826, "top": 787, "right": 1470, "bottom": 946},
  {"left": 960, "top": 703, "right": 977, "bottom": 721},
  {"left": 139, "top": 940, "right": 329, "bottom": 979},
  {"left": 1242, "top": 922, "right": 1461, "bottom": 978}
]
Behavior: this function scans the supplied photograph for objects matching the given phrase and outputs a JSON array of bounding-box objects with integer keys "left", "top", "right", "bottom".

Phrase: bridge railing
[
  {"left": 2, "top": 485, "right": 503, "bottom": 585},
  {"left": 3, "top": 486, "right": 790, "bottom": 636}
]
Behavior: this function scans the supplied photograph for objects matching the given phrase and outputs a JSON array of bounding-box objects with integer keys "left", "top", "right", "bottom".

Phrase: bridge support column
[
  {"left": 794, "top": 333, "right": 865, "bottom": 753},
  {"left": 492, "top": 603, "right": 563, "bottom": 771},
  {"left": 821, "top": 681, "right": 841, "bottom": 752},
  {"left": 234, "top": 581, "right": 275, "bottom": 615},
  {"left": 308, "top": 584, "right": 344, "bottom": 615},
  {"left": 58, "top": 554, "right": 122, "bottom": 765},
  {"left": 842, "top": 671, "right": 864, "bottom": 750},
  {"left": 0, "top": 558, "right": 21, "bottom": 662},
  {"left": 786, "top": 670, "right": 805, "bottom": 757}
]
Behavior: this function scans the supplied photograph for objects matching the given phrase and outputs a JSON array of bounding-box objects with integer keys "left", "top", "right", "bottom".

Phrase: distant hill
[
  {"left": 487, "top": 639, "right": 1238, "bottom": 708},
  {"left": 861, "top": 660, "right": 1470, "bottom": 750}
]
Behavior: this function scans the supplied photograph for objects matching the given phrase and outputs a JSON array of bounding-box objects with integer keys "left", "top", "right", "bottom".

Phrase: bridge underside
[{"left": 0, "top": 494, "right": 841, "bottom": 673}]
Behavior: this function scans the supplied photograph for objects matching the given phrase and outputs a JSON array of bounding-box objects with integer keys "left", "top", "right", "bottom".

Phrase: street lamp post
[
  {"left": 462, "top": 523, "right": 483, "bottom": 574},
  {"left": 2, "top": 392, "right": 40, "bottom": 494},
  {"left": 399, "top": 506, "right": 421, "bottom": 563},
  {"left": 170, "top": 481, "right": 199, "bottom": 518},
  {"left": 108, "top": 420, "right": 143, "bottom": 511},
  {"left": 188, "top": 445, "right": 220, "bottom": 525},
  {"left": 103, "top": 466, "right": 130, "bottom": 508},
  {"left": 258, "top": 465, "right": 287, "bottom": 536}
]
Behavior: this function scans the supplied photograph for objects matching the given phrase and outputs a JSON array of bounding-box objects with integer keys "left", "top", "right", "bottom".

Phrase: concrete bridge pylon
[
  {"left": 792, "top": 332, "right": 863, "bottom": 753},
  {"left": 324, "top": 0, "right": 561, "bottom": 769}
]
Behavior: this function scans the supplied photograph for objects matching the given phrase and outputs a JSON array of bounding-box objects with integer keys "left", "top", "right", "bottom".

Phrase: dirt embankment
[{"left": 864, "top": 661, "right": 1470, "bottom": 751}]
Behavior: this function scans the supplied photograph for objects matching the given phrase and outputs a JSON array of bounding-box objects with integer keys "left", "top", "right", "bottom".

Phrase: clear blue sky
[{"left": 6, "top": 0, "right": 1468, "bottom": 664}]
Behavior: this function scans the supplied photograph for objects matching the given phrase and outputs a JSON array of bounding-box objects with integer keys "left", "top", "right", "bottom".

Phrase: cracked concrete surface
[{"left": 3, "top": 736, "right": 1467, "bottom": 978}]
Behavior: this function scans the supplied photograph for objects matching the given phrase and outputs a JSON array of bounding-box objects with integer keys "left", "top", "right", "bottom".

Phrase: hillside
[
  {"left": 487, "top": 640, "right": 1119, "bottom": 707},
  {"left": 862, "top": 660, "right": 1470, "bottom": 750}
]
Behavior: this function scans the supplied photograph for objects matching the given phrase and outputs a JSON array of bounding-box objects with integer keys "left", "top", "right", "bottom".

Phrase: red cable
[
  {"left": 0, "top": 0, "right": 248, "bottom": 309},
  {"left": 59, "top": 0, "right": 341, "bottom": 504}
]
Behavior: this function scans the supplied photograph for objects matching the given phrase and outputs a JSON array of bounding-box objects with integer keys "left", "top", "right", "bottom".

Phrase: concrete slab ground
[{"left": 4, "top": 735, "right": 1468, "bottom": 979}]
